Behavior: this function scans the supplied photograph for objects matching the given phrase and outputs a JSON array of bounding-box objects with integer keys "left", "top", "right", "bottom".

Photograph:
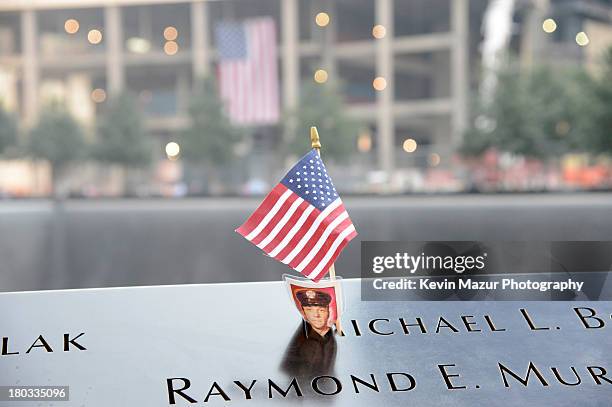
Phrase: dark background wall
[{"left": 1, "top": 194, "right": 612, "bottom": 292}]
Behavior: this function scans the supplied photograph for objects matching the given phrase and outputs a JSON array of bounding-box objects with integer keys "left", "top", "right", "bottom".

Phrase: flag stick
[{"left": 310, "top": 126, "right": 344, "bottom": 336}]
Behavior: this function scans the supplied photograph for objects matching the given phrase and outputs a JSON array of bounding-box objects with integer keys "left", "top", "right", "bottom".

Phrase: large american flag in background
[
  {"left": 236, "top": 149, "right": 357, "bottom": 282},
  {"left": 214, "top": 17, "right": 280, "bottom": 125}
]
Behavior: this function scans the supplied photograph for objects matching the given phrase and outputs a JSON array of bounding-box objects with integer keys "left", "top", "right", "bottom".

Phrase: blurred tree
[
  {"left": 587, "top": 47, "right": 612, "bottom": 155},
  {"left": 286, "top": 81, "right": 360, "bottom": 162},
  {"left": 463, "top": 66, "right": 595, "bottom": 159},
  {"left": 561, "top": 69, "right": 600, "bottom": 154},
  {"left": 179, "top": 77, "right": 242, "bottom": 194},
  {"left": 93, "top": 93, "right": 152, "bottom": 196},
  {"left": 0, "top": 104, "right": 17, "bottom": 155},
  {"left": 180, "top": 77, "right": 242, "bottom": 165},
  {"left": 29, "top": 104, "right": 87, "bottom": 195},
  {"left": 93, "top": 93, "right": 151, "bottom": 168}
]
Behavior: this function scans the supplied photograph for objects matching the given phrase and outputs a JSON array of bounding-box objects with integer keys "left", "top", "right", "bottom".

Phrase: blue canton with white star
[
  {"left": 280, "top": 149, "right": 339, "bottom": 210},
  {"left": 215, "top": 22, "right": 247, "bottom": 60}
]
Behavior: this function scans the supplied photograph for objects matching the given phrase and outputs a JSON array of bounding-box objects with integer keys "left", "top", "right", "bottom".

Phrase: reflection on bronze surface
[{"left": 281, "top": 321, "right": 337, "bottom": 378}]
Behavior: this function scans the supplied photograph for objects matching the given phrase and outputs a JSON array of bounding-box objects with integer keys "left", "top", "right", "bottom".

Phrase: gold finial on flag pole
[
  {"left": 310, "top": 126, "right": 322, "bottom": 151},
  {"left": 309, "top": 126, "right": 343, "bottom": 336}
]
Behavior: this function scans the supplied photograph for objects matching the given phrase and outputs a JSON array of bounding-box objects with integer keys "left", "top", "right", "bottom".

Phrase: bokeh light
[
  {"left": 402, "top": 138, "right": 417, "bottom": 153},
  {"left": 428, "top": 153, "right": 441, "bottom": 167},
  {"left": 87, "top": 29, "right": 103, "bottom": 45},
  {"left": 64, "top": 19, "right": 79, "bottom": 34},
  {"left": 314, "top": 69, "right": 328, "bottom": 84},
  {"left": 164, "top": 41, "right": 179, "bottom": 55},
  {"left": 127, "top": 37, "right": 151, "bottom": 54},
  {"left": 165, "top": 142, "right": 180, "bottom": 160},
  {"left": 163, "top": 26, "right": 178, "bottom": 41},
  {"left": 91, "top": 88, "right": 107, "bottom": 103},
  {"left": 315, "top": 12, "right": 330, "bottom": 27},
  {"left": 575, "top": 32, "right": 589, "bottom": 46},
  {"left": 373, "top": 77, "right": 387, "bottom": 91},
  {"left": 357, "top": 131, "right": 372, "bottom": 152},
  {"left": 542, "top": 18, "right": 557, "bottom": 34},
  {"left": 372, "top": 24, "right": 386, "bottom": 39}
]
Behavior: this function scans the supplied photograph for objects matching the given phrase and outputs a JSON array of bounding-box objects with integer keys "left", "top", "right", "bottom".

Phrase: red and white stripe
[
  {"left": 218, "top": 17, "right": 279, "bottom": 125},
  {"left": 236, "top": 184, "right": 357, "bottom": 282}
]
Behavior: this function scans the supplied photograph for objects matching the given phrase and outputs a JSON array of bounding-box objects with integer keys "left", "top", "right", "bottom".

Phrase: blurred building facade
[
  {"left": 0, "top": 1, "right": 473, "bottom": 176},
  {"left": 0, "top": 0, "right": 611, "bottom": 195}
]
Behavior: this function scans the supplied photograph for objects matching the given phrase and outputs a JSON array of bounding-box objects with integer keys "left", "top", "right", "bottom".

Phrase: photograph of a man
[
  {"left": 281, "top": 289, "right": 338, "bottom": 377},
  {"left": 284, "top": 275, "right": 342, "bottom": 336},
  {"left": 296, "top": 289, "right": 332, "bottom": 337}
]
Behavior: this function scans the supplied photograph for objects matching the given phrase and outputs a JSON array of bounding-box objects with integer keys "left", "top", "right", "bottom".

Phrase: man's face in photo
[{"left": 302, "top": 305, "right": 329, "bottom": 330}]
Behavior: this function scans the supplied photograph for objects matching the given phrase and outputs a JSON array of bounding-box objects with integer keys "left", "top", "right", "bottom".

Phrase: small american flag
[
  {"left": 236, "top": 149, "right": 357, "bottom": 282},
  {"left": 215, "top": 17, "right": 280, "bottom": 125}
]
